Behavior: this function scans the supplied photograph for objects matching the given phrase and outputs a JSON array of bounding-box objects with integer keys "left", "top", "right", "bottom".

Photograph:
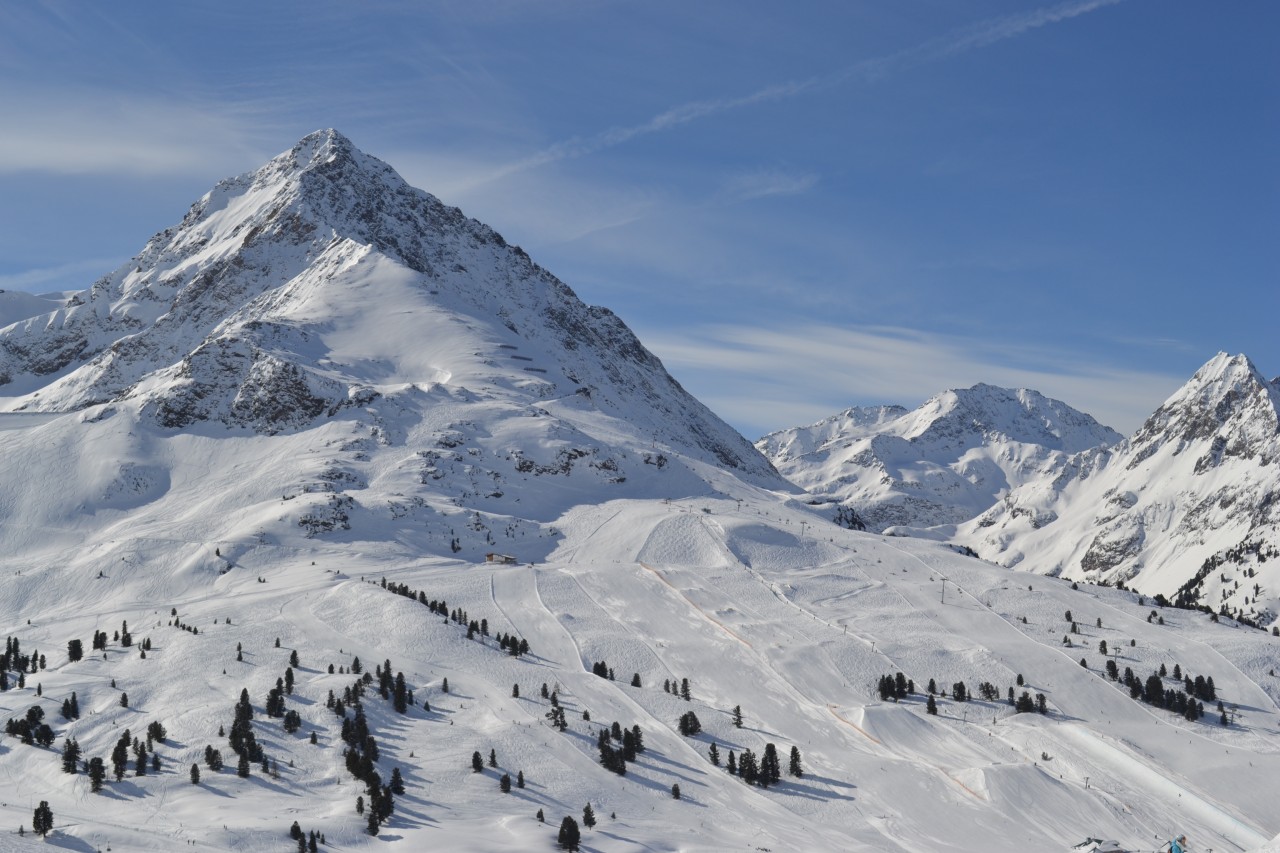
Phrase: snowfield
[
  {"left": 0, "top": 471, "right": 1276, "bottom": 851},
  {"left": 0, "top": 131, "right": 1275, "bottom": 852}
]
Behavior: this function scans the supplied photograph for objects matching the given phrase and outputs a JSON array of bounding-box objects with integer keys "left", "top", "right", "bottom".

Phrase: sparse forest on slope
[{"left": 0, "top": 134, "right": 1276, "bottom": 853}]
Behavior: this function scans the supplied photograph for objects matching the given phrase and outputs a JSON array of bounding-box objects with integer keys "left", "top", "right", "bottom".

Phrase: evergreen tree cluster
[
  {"left": 1, "top": 636, "right": 40, "bottom": 684},
  {"left": 374, "top": 576, "right": 532, "bottom": 656},
  {"left": 228, "top": 688, "right": 264, "bottom": 765},
  {"left": 323, "top": 675, "right": 401, "bottom": 835},
  {"left": 590, "top": 660, "right": 615, "bottom": 680},
  {"left": 726, "top": 743, "right": 784, "bottom": 788},
  {"left": 1012, "top": 691, "right": 1048, "bottom": 714},
  {"left": 288, "top": 820, "right": 325, "bottom": 851},
  {"left": 5, "top": 705, "right": 55, "bottom": 746},
  {"left": 876, "top": 672, "right": 914, "bottom": 701},
  {"left": 1092, "top": 657, "right": 1219, "bottom": 722},
  {"left": 595, "top": 721, "right": 644, "bottom": 774},
  {"left": 662, "top": 677, "right": 692, "bottom": 700}
]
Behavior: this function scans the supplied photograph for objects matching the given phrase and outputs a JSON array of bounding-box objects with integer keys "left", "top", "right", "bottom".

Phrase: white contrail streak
[{"left": 490, "top": 0, "right": 1125, "bottom": 180}]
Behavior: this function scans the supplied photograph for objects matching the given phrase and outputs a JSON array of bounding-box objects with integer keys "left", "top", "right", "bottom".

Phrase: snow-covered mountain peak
[
  {"left": 960, "top": 353, "right": 1280, "bottom": 621},
  {"left": 906, "top": 383, "right": 1122, "bottom": 450},
  {"left": 1132, "top": 352, "right": 1279, "bottom": 453},
  {"left": 0, "top": 131, "right": 785, "bottom": 561},
  {"left": 758, "top": 384, "right": 1121, "bottom": 532}
]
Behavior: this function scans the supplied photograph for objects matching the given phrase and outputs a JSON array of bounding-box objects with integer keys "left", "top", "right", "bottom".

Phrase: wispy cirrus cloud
[
  {"left": 0, "top": 90, "right": 267, "bottom": 177},
  {"left": 719, "top": 169, "right": 819, "bottom": 203},
  {"left": 0, "top": 257, "right": 122, "bottom": 291},
  {"left": 641, "top": 321, "right": 1182, "bottom": 439},
  {"left": 484, "top": 0, "right": 1126, "bottom": 181}
]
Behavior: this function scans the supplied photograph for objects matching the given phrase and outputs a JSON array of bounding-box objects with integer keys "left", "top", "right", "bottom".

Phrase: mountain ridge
[
  {"left": 758, "top": 382, "right": 1122, "bottom": 532},
  {"left": 959, "top": 352, "right": 1280, "bottom": 622},
  {"left": 0, "top": 133, "right": 1276, "bottom": 853}
]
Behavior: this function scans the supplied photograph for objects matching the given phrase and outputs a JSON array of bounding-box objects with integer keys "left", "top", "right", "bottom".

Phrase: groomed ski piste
[{"left": 0, "top": 462, "right": 1276, "bottom": 851}]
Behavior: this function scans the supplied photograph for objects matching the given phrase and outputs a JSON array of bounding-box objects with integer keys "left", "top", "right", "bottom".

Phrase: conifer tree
[
  {"left": 558, "top": 816, "right": 580, "bottom": 851},
  {"left": 88, "top": 757, "right": 106, "bottom": 792},
  {"left": 789, "top": 745, "right": 803, "bottom": 777},
  {"left": 760, "top": 744, "right": 781, "bottom": 787},
  {"left": 582, "top": 803, "right": 596, "bottom": 829},
  {"left": 32, "top": 800, "right": 52, "bottom": 837},
  {"left": 500, "top": 773, "right": 511, "bottom": 793},
  {"left": 671, "top": 783, "right": 681, "bottom": 799},
  {"left": 471, "top": 751, "right": 484, "bottom": 772},
  {"left": 709, "top": 742, "right": 720, "bottom": 765},
  {"left": 60, "top": 738, "right": 81, "bottom": 774},
  {"left": 190, "top": 763, "right": 200, "bottom": 784},
  {"left": 733, "top": 704, "right": 743, "bottom": 727}
]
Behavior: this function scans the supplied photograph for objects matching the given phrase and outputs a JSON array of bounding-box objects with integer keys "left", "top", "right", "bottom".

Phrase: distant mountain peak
[
  {"left": 759, "top": 383, "right": 1120, "bottom": 532},
  {"left": 1134, "top": 352, "right": 1278, "bottom": 449},
  {"left": 960, "top": 353, "right": 1280, "bottom": 617}
]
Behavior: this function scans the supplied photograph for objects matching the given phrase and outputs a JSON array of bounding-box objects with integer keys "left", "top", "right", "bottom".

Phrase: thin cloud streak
[
  {"left": 720, "top": 169, "right": 819, "bottom": 202},
  {"left": 642, "top": 321, "right": 1182, "bottom": 439},
  {"left": 489, "top": 0, "right": 1126, "bottom": 181},
  {"left": 0, "top": 90, "right": 267, "bottom": 176},
  {"left": 0, "top": 258, "right": 122, "bottom": 291}
]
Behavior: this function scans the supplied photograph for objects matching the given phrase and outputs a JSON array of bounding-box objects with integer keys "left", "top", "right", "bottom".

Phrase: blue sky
[{"left": 1, "top": 1, "right": 1275, "bottom": 437}]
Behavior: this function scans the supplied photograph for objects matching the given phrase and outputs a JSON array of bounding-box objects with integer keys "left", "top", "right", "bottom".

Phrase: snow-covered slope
[
  {"left": 0, "top": 130, "right": 784, "bottom": 567},
  {"left": 960, "top": 353, "right": 1280, "bottom": 624},
  {"left": 758, "top": 384, "right": 1121, "bottom": 532},
  {"left": 0, "top": 136, "right": 1276, "bottom": 853}
]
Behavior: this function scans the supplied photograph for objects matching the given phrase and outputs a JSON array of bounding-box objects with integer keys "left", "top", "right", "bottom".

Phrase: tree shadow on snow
[
  {"left": 771, "top": 778, "right": 854, "bottom": 803},
  {"left": 801, "top": 771, "right": 856, "bottom": 790},
  {"left": 193, "top": 782, "right": 236, "bottom": 799},
  {"left": 44, "top": 833, "right": 99, "bottom": 853}
]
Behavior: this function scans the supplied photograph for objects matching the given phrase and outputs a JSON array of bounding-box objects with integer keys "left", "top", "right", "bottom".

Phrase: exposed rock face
[
  {"left": 959, "top": 353, "right": 1280, "bottom": 623},
  {"left": 0, "top": 130, "right": 775, "bottom": 476},
  {"left": 0, "top": 130, "right": 787, "bottom": 561}
]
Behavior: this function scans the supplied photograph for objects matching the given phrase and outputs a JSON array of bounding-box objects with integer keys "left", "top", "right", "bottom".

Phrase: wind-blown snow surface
[
  {"left": 0, "top": 134, "right": 1276, "bottom": 851},
  {"left": 758, "top": 385, "right": 1121, "bottom": 532},
  {"left": 959, "top": 354, "right": 1280, "bottom": 625}
]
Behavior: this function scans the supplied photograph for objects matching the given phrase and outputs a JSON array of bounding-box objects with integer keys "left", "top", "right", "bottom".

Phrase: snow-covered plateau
[{"left": 0, "top": 131, "right": 1275, "bottom": 853}]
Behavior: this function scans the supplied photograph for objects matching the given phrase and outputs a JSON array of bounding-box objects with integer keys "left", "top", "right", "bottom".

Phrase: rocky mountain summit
[
  {"left": 959, "top": 353, "right": 1280, "bottom": 622},
  {"left": 758, "top": 384, "right": 1121, "bottom": 532},
  {"left": 0, "top": 130, "right": 784, "bottom": 569}
]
